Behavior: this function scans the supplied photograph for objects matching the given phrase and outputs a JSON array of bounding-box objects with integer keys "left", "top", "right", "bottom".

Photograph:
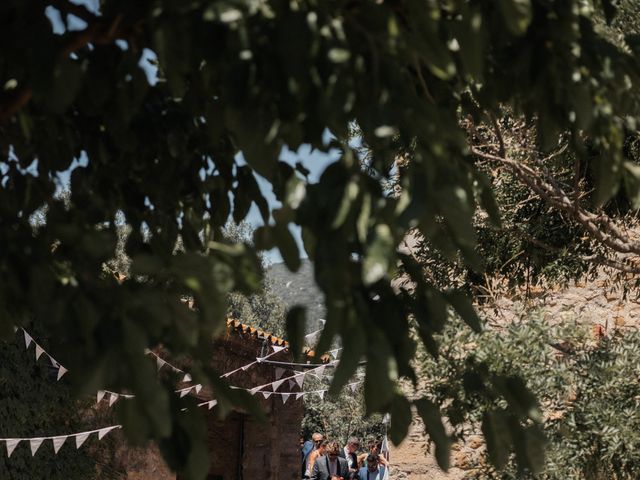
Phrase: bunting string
[
  {"left": 1, "top": 425, "right": 121, "bottom": 458},
  {"left": 18, "top": 328, "right": 68, "bottom": 381}
]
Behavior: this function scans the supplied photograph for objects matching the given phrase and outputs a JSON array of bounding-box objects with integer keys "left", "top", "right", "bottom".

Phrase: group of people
[{"left": 301, "top": 433, "right": 389, "bottom": 480}]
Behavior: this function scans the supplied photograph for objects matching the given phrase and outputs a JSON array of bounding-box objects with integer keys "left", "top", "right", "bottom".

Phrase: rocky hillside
[{"left": 266, "top": 259, "right": 326, "bottom": 332}]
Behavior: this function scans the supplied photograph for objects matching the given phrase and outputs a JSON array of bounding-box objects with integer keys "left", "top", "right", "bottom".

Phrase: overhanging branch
[{"left": 471, "top": 146, "right": 640, "bottom": 258}]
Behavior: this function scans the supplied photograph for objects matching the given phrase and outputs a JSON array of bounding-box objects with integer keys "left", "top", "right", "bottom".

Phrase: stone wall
[
  {"left": 117, "top": 327, "right": 304, "bottom": 480},
  {"left": 388, "top": 266, "right": 640, "bottom": 479},
  {"left": 205, "top": 330, "right": 304, "bottom": 480}
]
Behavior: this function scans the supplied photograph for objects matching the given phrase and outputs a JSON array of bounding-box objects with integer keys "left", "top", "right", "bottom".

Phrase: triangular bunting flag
[
  {"left": 6, "top": 439, "right": 20, "bottom": 457},
  {"left": 314, "top": 365, "right": 326, "bottom": 378},
  {"left": 98, "top": 427, "right": 117, "bottom": 440},
  {"left": 108, "top": 393, "right": 119, "bottom": 406},
  {"left": 29, "top": 438, "right": 44, "bottom": 456},
  {"left": 144, "top": 348, "right": 152, "bottom": 354},
  {"left": 57, "top": 366, "right": 68, "bottom": 381},
  {"left": 275, "top": 368, "right": 286, "bottom": 380},
  {"left": 194, "top": 384, "right": 202, "bottom": 394},
  {"left": 241, "top": 361, "right": 256, "bottom": 370},
  {"left": 183, "top": 373, "right": 192, "bottom": 382},
  {"left": 281, "top": 393, "right": 291, "bottom": 404},
  {"left": 208, "top": 400, "right": 218, "bottom": 409},
  {"left": 35, "top": 345, "right": 44, "bottom": 360},
  {"left": 75, "top": 432, "right": 91, "bottom": 449},
  {"left": 256, "top": 357, "right": 266, "bottom": 363},
  {"left": 156, "top": 357, "right": 166, "bottom": 371},
  {"left": 97, "top": 390, "right": 106, "bottom": 404},
  {"left": 318, "top": 390, "right": 325, "bottom": 400},
  {"left": 52, "top": 436, "right": 66, "bottom": 454},
  {"left": 330, "top": 348, "right": 340, "bottom": 359},
  {"left": 179, "top": 388, "right": 190, "bottom": 398},
  {"left": 294, "top": 373, "right": 305, "bottom": 389},
  {"left": 261, "top": 391, "right": 272, "bottom": 399},
  {"left": 319, "top": 319, "right": 326, "bottom": 326},
  {"left": 288, "top": 379, "right": 296, "bottom": 389},
  {"left": 49, "top": 356, "right": 59, "bottom": 368},
  {"left": 272, "top": 345, "right": 286, "bottom": 353},
  {"left": 249, "top": 387, "right": 261, "bottom": 395},
  {"left": 296, "top": 392, "right": 305, "bottom": 400},
  {"left": 272, "top": 379, "right": 285, "bottom": 391},
  {"left": 349, "top": 383, "right": 358, "bottom": 393},
  {"left": 24, "top": 331, "right": 32, "bottom": 349}
]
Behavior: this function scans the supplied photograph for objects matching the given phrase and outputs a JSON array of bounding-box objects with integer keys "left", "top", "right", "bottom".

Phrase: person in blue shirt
[{"left": 358, "top": 453, "right": 386, "bottom": 480}]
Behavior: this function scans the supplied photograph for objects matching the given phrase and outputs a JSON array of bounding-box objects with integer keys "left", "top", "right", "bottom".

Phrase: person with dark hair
[
  {"left": 339, "top": 436, "right": 360, "bottom": 479},
  {"left": 357, "top": 438, "right": 389, "bottom": 469},
  {"left": 310, "top": 441, "right": 350, "bottom": 480},
  {"left": 358, "top": 453, "right": 386, "bottom": 480}
]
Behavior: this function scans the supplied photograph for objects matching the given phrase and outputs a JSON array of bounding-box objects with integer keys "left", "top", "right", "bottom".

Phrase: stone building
[{"left": 121, "top": 319, "right": 307, "bottom": 480}]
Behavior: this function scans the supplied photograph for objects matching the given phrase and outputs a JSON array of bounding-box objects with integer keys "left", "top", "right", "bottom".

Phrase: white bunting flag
[
  {"left": 288, "top": 379, "right": 296, "bottom": 389},
  {"left": 183, "top": 373, "right": 192, "bottom": 382},
  {"left": 98, "top": 426, "right": 117, "bottom": 440},
  {"left": 6, "top": 439, "right": 20, "bottom": 457},
  {"left": 109, "top": 393, "right": 119, "bottom": 406},
  {"left": 256, "top": 357, "right": 266, "bottom": 363},
  {"left": 179, "top": 388, "right": 190, "bottom": 398},
  {"left": 272, "top": 345, "right": 286, "bottom": 353},
  {"left": 294, "top": 373, "right": 305, "bottom": 389},
  {"left": 52, "top": 436, "right": 66, "bottom": 454},
  {"left": 207, "top": 400, "right": 217, "bottom": 409},
  {"left": 296, "top": 392, "right": 305, "bottom": 400},
  {"left": 156, "top": 357, "right": 166, "bottom": 371},
  {"left": 261, "top": 391, "right": 272, "bottom": 399},
  {"left": 314, "top": 365, "right": 326, "bottom": 379},
  {"left": 329, "top": 348, "right": 340, "bottom": 359},
  {"left": 29, "top": 438, "right": 44, "bottom": 456},
  {"left": 241, "top": 361, "right": 256, "bottom": 370},
  {"left": 275, "top": 368, "right": 286, "bottom": 380},
  {"left": 24, "top": 331, "right": 32, "bottom": 349},
  {"left": 319, "top": 319, "right": 326, "bottom": 326},
  {"left": 249, "top": 387, "right": 261, "bottom": 395},
  {"left": 57, "top": 366, "right": 68, "bottom": 381},
  {"left": 97, "top": 390, "right": 106, "bottom": 404},
  {"left": 318, "top": 390, "right": 325, "bottom": 400},
  {"left": 50, "top": 356, "right": 59, "bottom": 367},
  {"left": 281, "top": 393, "right": 291, "bottom": 404},
  {"left": 349, "top": 383, "right": 358, "bottom": 393},
  {"left": 144, "top": 348, "right": 152, "bottom": 354},
  {"left": 75, "top": 432, "right": 91, "bottom": 449},
  {"left": 194, "top": 384, "right": 202, "bottom": 394},
  {"left": 35, "top": 345, "right": 44, "bottom": 360},
  {"left": 272, "top": 379, "right": 285, "bottom": 391}
]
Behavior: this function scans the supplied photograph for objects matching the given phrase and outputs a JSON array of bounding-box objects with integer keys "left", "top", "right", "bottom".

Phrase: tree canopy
[{"left": 1, "top": 0, "right": 640, "bottom": 478}]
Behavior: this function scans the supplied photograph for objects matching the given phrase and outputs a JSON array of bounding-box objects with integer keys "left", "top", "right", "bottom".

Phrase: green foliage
[
  {"left": 417, "top": 315, "right": 640, "bottom": 479},
  {"left": 0, "top": 328, "right": 98, "bottom": 479},
  {"left": 300, "top": 376, "right": 384, "bottom": 448},
  {"left": 1, "top": 0, "right": 640, "bottom": 477}
]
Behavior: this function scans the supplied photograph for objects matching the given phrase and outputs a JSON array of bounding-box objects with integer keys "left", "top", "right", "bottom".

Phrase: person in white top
[{"left": 340, "top": 436, "right": 359, "bottom": 479}]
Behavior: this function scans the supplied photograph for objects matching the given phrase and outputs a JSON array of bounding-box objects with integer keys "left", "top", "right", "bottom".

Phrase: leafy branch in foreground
[{"left": 1, "top": 0, "right": 640, "bottom": 477}]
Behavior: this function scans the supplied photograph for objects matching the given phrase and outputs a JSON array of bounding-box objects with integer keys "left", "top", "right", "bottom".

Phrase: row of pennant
[
  {"left": 5, "top": 327, "right": 356, "bottom": 458},
  {"left": 20, "top": 327, "right": 347, "bottom": 405},
  {"left": 1, "top": 426, "right": 121, "bottom": 458}
]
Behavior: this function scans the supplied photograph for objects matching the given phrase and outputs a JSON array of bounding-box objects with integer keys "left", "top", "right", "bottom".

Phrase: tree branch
[
  {"left": 0, "top": 9, "right": 135, "bottom": 125},
  {"left": 471, "top": 146, "right": 640, "bottom": 257}
]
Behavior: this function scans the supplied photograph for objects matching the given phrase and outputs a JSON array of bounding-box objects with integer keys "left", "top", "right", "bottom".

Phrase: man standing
[
  {"left": 339, "top": 437, "right": 360, "bottom": 479},
  {"left": 310, "top": 441, "right": 350, "bottom": 480},
  {"left": 358, "top": 454, "right": 386, "bottom": 480},
  {"left": 302, "top": 432, "right": 324, "bottom": 479}
]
